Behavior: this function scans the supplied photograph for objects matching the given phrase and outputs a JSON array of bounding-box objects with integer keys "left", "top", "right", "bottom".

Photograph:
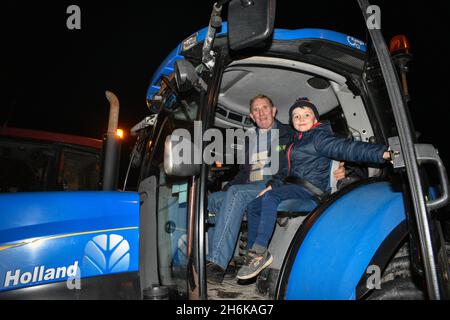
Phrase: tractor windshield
[
  {"left": 0, "top": 132, "right": 101, "bottom": 193},
  {"left": 0, "top": 138, "right": 55, "bottom": 192}
]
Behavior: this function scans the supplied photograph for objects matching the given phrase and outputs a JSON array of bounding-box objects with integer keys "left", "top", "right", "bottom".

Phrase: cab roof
[
  {"left": 0, "top": 127, "right": 103, "bottom": 150},
  {"left": 146, "top": 23, "right": 366, "bottom": 101}
]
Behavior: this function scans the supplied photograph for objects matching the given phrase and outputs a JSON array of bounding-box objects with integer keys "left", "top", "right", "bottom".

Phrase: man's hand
[
  {"left": 257, "top": 185, "right": 272, "bottom": 198},
  {"left": 333, "top": 162, "right": 346, "bottom": 181}
]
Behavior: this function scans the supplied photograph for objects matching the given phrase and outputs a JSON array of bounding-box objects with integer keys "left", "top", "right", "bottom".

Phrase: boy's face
[
  {"left": 292, "top": 107, "right": 318, "bottom": 132},
  {"left": 250, "top": 98, "right": 277, "bottom": 130}
]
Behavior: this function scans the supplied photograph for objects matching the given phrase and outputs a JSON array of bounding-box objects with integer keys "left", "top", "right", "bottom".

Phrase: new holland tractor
[{"left": 0, "top": 0, "right": 449, "bottom": 300}]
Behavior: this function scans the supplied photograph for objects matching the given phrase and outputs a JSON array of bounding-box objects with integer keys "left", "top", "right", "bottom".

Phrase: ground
[{"left": 207, "top": 278, "right": 268, "bottom": 300}]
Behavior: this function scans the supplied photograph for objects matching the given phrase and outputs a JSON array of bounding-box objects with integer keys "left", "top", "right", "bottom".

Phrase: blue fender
[
  {"left": 0, "top": 191, "right": 140, "bottom": 292},
  {"left": 283, "top": 181, "right": 406, "bottom": 300}
]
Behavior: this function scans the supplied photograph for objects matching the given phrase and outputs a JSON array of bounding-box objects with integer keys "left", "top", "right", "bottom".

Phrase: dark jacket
[
  {"left": 268, "top": 122, "right": 387, "bottom": 193},
  {"left": 224, "top": 119, "right": 294, "bottom": 190}
]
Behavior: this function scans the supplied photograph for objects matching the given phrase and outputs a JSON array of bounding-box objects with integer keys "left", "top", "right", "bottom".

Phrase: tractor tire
[
  {"left": 367, "top": 243, "right": 426, "bottom": 300},
  {"left": 367, "top": 276, "right": 425, "bottom": 300}
]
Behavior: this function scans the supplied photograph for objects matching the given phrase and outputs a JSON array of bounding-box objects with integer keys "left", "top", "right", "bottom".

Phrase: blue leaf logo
[{"left": 82, "top": 234, "right": 130, "bottom": 275}]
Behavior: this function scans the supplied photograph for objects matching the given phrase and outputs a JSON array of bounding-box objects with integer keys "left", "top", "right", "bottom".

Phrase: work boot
[
  {"left": 236, "top": 250, "right": 273, "bottom": 280},
  {"left": 206, "top": 261, "right": 225, "bottom": 284}
]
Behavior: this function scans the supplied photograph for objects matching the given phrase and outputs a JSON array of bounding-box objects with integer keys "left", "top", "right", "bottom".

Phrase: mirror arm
[
  {"left": 202, "top": 2, "right": 223, "bottom": 70},
  {"left": 195, "top": 78, "right": 208, "bottom": 92}
]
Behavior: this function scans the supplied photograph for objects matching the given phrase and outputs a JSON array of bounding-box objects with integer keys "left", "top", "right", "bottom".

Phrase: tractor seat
[{"left": 276, "top": 160, "right": 340, "bottom": 218}]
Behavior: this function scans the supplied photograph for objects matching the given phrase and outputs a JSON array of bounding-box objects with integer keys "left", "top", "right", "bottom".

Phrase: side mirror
[
  {"left": 228, "top": 0, "right": 276, "bottom": 51},
  {"left": 174, "top": 59, "right": 207, "bottom": 93},
  {"left": 164, "top": 134, "right": 201, "bottom": 177},
  {"left": 174, "top": 60, "right": 199, "bottom": 92}
]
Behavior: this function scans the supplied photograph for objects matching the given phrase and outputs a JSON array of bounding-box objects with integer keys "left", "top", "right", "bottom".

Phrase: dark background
[{"left": 3, "top": 0, "right": 450, "bottom": 172}]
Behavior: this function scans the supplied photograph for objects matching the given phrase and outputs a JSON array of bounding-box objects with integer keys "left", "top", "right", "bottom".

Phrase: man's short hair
[{"left": 249, "top": 94, "right": 274, "bottom": 111}]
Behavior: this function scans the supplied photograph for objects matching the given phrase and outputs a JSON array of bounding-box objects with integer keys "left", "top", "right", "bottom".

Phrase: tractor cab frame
[{"left": 134, "top": 0, "right": 450, "bottom": 300}]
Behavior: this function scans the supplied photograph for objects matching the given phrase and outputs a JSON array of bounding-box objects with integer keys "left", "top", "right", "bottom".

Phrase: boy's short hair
[{"left": 249, "top": 94, "right": 274, "bottom": 111}]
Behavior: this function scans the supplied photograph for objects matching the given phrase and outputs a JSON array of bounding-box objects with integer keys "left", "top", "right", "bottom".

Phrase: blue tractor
[{"left": 0, "top": 0, "right": 449, "bottom": 300}]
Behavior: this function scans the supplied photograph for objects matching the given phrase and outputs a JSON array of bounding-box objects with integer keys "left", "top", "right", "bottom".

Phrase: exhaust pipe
[{"left": 101, "top": 90, "right": 122, "bottom": 190}]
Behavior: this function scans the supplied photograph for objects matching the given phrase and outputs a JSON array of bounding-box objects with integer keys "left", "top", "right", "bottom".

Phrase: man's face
[
  {"left": 249, "top": 98, "right": 277, "bottom": 130},
  {"left": 292, "top": 107, "right": 318, "bottom": 132}
]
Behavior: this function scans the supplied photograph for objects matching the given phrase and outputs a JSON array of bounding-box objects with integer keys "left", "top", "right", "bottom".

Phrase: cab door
[{"left": 358, "top": 0, "right": 450, "bottom": 299}]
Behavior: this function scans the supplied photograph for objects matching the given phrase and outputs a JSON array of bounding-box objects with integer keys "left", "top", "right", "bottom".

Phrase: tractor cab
[{"left": 132, "top": 0, "right": 449, "bottom": 300}]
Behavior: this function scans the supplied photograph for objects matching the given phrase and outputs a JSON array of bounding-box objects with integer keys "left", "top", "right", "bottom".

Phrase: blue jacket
[
  {"left": 224, "top": 119, "right": 294, "bottom": 190},
  {"left": 268, "top": 122, "right": 387, "bottom": 193}
]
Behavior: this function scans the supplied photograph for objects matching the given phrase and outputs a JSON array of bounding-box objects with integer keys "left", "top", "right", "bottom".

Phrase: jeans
[
  {"left": 207, "top": 183, "right": 266, "bottom": 270},
  {"left": 246, "top": 184, "right": 316, "bottom": 250}
]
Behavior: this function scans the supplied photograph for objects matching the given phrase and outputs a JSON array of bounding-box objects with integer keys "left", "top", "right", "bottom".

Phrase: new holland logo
[
  {"left": 1, "top": 234, "right": 130, "bottom": 289},
  {"left": 3, "top": 261, "right": 79, "bottom": 288},
  {"left": 82, "top": 234, "right": 130, "bottom": 275}
]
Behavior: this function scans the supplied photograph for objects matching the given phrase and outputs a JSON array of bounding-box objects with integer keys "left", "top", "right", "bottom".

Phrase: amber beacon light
[
  {"left": 116, "top": 129, "right": 124, "bottom": 139},
  {"left": 389, "top": 35, "right": 411, "bottom": 55},
  {"left": 389, "top": 35, "right": 412, "bottom": 102}
]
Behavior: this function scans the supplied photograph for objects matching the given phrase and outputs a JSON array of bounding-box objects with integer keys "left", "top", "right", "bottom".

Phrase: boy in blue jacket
[{"left": 236, "top": 98, "right": 391, "bottom": 280}]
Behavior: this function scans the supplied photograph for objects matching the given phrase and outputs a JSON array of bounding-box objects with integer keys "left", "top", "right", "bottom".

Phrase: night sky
[{"left": 3, "top": 1, "right": 450, "bottom": 168}]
